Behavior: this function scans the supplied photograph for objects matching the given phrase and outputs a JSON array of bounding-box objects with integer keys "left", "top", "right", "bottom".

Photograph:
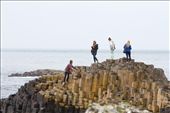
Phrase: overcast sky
[{"left": 1, "top": 1, "right": 169, "bottom": 51}]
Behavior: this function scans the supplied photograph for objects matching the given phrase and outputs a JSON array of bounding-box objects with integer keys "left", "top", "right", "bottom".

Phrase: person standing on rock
[
  {"left": 123, "top": 40, "right": 132, "bottom": 61},
  {"left": 63, "top": 60, "right": 75, "bottom": 85},
  {"left": 91, "top": 40, "right": 99, "bottom": 63},
  {"left": 108, "top": 37, "right": 116, "bottom": 59}
]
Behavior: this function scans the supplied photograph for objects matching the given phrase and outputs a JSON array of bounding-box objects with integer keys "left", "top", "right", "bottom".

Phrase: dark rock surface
[
  {"left": 8, "top": 69, "right": 63, "bottom": 77},
  {"left": 0, "top": 78, "right": 86, "bottom": 113}
]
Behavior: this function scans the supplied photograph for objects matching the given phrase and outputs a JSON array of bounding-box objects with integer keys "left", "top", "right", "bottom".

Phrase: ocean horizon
[
  {"left": 2, "top": 49, "right": 170, "bottom": 52},
  {"left": 1, "top": 50, "right": 170, "bottom": 98}
]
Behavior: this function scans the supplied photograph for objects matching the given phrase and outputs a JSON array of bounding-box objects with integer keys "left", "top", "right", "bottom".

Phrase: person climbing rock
[{"left": 63, "top": 60, "right": 76, "bottom": 85}]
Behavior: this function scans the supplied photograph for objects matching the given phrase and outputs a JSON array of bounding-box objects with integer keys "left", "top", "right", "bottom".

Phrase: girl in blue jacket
[{"left": 123, "top": 40, "right": 132, "bottom": 61}]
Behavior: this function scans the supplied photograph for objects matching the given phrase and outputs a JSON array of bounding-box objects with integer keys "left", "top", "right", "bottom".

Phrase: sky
[{"left": 1, "top": 1, "right": 169, "bottom": 51}]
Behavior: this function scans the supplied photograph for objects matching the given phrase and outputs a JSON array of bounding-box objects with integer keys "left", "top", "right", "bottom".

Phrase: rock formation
[
  {"left": 1, "top": 58, "right": 170, "bottom": 113},
  {"left": 8, "top": 69, "right": 63, "bottom": 77}
]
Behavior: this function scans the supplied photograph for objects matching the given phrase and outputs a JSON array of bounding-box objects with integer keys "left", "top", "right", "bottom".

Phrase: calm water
[{"left": 1, "top": 50, "right": 170, "bottom": 98}]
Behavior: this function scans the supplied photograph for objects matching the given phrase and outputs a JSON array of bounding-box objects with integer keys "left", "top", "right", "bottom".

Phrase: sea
[{"left": 1, "top": 50, "right": 170, "bottom": 99}]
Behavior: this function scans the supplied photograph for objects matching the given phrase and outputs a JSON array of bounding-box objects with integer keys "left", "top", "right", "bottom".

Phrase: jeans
[
  {"left": 63, "top": 72, "right": 70, "bottom": 82},
  {"left": 92, "top": 54, "right": 98, "bottom": 63},
  {"left": 126, "top": 52, "right": 131, "bottom": 61}
]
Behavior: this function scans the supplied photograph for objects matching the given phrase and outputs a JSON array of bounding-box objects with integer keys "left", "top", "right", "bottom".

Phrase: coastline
[{"left": 1, "top": 58, "right": 170, "bottom": 113}]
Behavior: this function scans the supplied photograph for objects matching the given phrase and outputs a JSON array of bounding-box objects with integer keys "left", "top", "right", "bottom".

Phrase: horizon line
[{"left": 1, "top": 48, "right": 170, "bottom": 52}]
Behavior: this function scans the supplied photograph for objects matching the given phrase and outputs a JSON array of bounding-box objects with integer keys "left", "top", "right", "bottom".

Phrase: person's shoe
[{"left": 62, "top": 82, "right": 65, "bottom": 86}]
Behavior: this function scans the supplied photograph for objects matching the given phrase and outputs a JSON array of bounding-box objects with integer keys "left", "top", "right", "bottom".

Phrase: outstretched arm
[{"left": 72, "top": 66, "right": 77, "bottom": 70}]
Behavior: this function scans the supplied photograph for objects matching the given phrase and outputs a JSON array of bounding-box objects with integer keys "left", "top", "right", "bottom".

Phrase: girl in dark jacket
[{"left": 91, "top": 41, "right": 99, "bottom": 63}]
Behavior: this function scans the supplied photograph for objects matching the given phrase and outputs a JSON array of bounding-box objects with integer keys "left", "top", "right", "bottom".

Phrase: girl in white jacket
[{"left": 108, "top": 37, "right": 116, "bottom": 59}]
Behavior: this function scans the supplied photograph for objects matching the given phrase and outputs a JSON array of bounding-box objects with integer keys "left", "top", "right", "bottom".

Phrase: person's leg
[
  {"left": 63, "top": 72, "right": 67, "bottom": 82},
  {"left": 66, "top": 73, "right": 70, "bottom": 82},
  {"left": 111, "top": 50, "right": 114, "bottom": 59},
  {"left": 126, "top": 53, "right": 128, "bottom": 60},
  {"left": 129, "top": 52, "right": 131, "bottom": 60},
  {"left": 93, "top": 54, "right": 96, "bottom": 63},
  {"left": 94, "top": 55, "right": 98, "bottom": 63}
]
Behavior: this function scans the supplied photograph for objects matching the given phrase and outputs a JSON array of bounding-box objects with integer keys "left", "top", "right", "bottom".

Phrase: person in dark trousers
[
  {"left": 123, "top": 40, "right": 132, "bottom": 61},
  {"left": 91, "top": 41, "right": 99, "bottom": 63},
  {"left": 63, "top": 60, "right": 75, "bottom": 85}
]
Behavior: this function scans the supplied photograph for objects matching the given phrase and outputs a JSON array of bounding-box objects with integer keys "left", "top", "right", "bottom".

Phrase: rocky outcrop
[
  {"left": 0, "top": 75, "right": 86, "bottom": 113},
  {"left": 1, "top": 58, "right": 170, "bottom": 113},
  {"left": 85, "top": 102, "right": 152, "bottom": 113},
  {"left": 8, "top": 69, "right": 63, "bottom": 77}
]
